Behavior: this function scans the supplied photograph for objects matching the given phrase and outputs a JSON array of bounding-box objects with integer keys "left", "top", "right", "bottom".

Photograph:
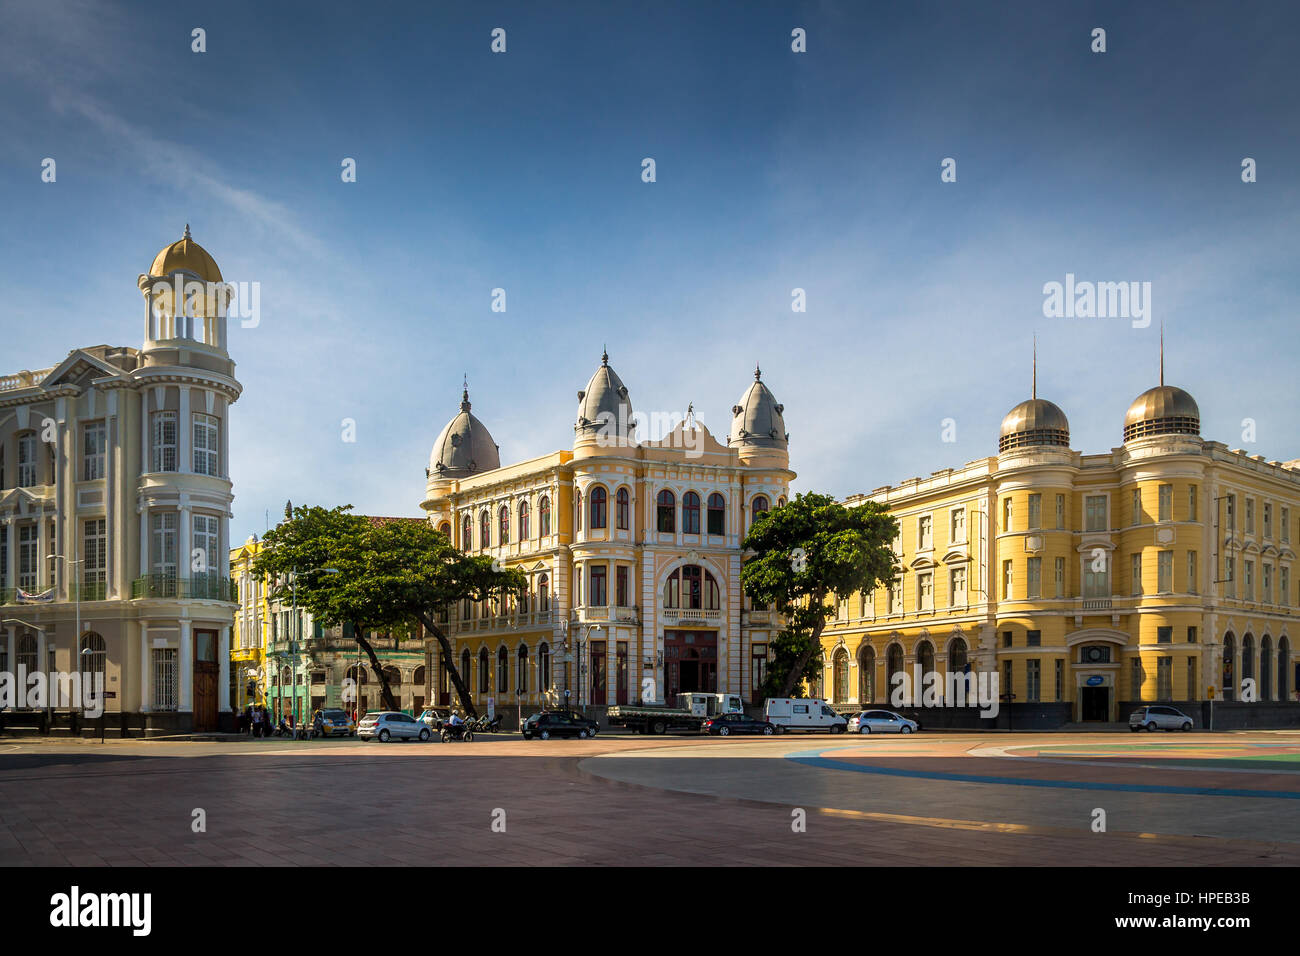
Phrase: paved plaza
[{"left": 1, "top": 731, "right": 1298, "bottom": 866}]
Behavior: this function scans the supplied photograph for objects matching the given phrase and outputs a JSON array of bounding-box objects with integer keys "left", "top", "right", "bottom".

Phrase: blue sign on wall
[{"left": 1086, "top": 675, "right": 1104, "bottom": 686}]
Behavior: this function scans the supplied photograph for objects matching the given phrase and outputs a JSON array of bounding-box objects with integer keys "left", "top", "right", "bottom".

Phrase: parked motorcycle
[
  {"left": 441, "top": 720, "right": 474, "bottom": 743},
  {"left": 272, "top": 718, "right": 295, "bottom": 737},
  {"left": 485, "top": 713, "right": 504, "bottom": 733}
]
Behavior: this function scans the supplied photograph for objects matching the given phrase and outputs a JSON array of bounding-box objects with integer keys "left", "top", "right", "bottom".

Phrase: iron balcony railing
[{"left": 131, "top": 574, "right": 236, "bottom": 601}]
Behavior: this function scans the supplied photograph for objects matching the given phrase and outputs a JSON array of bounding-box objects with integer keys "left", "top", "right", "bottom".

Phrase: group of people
[{"left": 240, "top": 704, "right": 289, "bottom": 737}]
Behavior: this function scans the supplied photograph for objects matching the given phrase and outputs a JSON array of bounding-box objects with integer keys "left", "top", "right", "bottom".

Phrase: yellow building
[
  {"left": 821, "top": 361, "right": 1299, "bottom": 728},
  {"left": 419, "top": 355, "right": 794, "bottom": 714},
  {"left": 229, "top": 535, "right": 268, "bottom": 712}
]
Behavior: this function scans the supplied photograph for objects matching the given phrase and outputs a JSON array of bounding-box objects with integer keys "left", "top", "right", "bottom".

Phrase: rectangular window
[
  {"left": 950, "top": 567, "right": 966, "bottom": 606},
  {"left": 1085, "top": 495, "right": 1107, "bottom": 532},
  {"left": 1157, "top": 550, "right": 1173, "bottom": 594},
  {"left": 616, "top": 565, "right": 629, "bottom": 607},
  {"left": 151, "top": 411, "right": 178, "bottom": 473},
  {"left": 589, "top": 564, "right": 607, "bottom": 606},
  {"left": 1055, "top": 494, "right": 1065, "bottom": 530},
  {"left": 83, "top": 518, "right": 107, "bottom": 599},
  {"left": 1132, "top": 488, "right": 1143, "bottom": 526},
  {"left": 193, "top": 413, "right": 220, "bottom": 476},
  {"left": 1131, "top": 658, "right": 1144, "bottom": 701},
  {"left": 616, "top": 641, "right": 628, "bottom": 705},
  {"left": 889, "top": 578, "right": 903, "bottom": 615},
  {"left": 153, "top": 648, "right": 178, "bottom": 711},
  {"left": 151, "top": 512, "right": 178, "bottom": 579},
  {"left": 82, "top": 421, "right": 106, "bottom": 481},
  {"left": 1157, "top": 626, "right": 1172, "bottom": 644},
  {"left": 1264, "top": 503, "right": 1273, "bottom": 539},
  {"left": 1027, "top": 557, "right": 1041, "bottom": 599},
  {"left": 1002, "top": 560, "right": 1013, "bottom": 600},
  {"left": 17, "top": 434, "right": 37, "bottom": 487},
  {"left": 1002, "top": 498, "right": 1013, "bottom": 533},
  {"left": 1084, "top": 553, "right": 1109, "bottom": 598},
  {"left": 1002, "top": 630, "right": 1013, "bottom": 648},
  {"left": 1055, "top": 659, "right": 1063, "bottom": 702},
  {"left": 1263, "top": 563, "right": 1273, "bottom": 603},
  {"left": 1188, "top": 485, "right": 1198, "bottom": 521},
  {"left": 1224, "top": 555, "right": 1236, "bottom": 599},
  {"left": 1283, "top": 507, "right": 1291, "bottom": 543},
  {"left": 18, "top": 524, "right": 38, "bottom": 590},
  {"left": 1003, "top": 659, "right": 1013, "bottom": 701},
  {"left": 1245, "top": 498, "right": 1255, "bottom": 535},
  {"left": 1027, "top": 629, "right": 1041, "bottom": 647},
  {"left": 1158, "top": 484, "right": 1172, "bottom": 522},
  {"left": 1054, "top": 556, "right": 1066, "bottom": 598},
  {"left": 1131, "top": 553, "right": 1143, "bottom": 596},
  {"left": 193, "top": 514, "right": 219, "bottom": 585},
  {"left": 1157, "top": 657, "right": 1172, "bottom": 701},
  {"left": 918, "top": 515, "right": 932, "bottom": 550},
  {"left": 751, "top": 644, "right": 767, "bottom": 701},
  {"left": 1028, "top": 494, "right": 1041, "bottom": 531},
  {"left": 0, "top": 538, "right": 6, "bottom": 589},
  {"left": 1244, "top": 560, "right": 1254, "bottom": 601},
  {"left": 1026, "top": 659, "right": 1041, "bottom": 702},
  {"left": 1187, "top": 625, "right": 1198, "bottom": 643},
  {"left": 1187, "top": 656, "right": 1197, "bottom": 698},
  {"left": 951, "top": 507, "right": 966, "bottom": 543},
  {"left": 1282, "top": 568, "right": 1291, "bottom": 607},
  {"left": 917, "top": 572, "right": 933, "bottom": 611},
  {"left": 1187, "top": 551, "right": 1198, "bottom": 594}
]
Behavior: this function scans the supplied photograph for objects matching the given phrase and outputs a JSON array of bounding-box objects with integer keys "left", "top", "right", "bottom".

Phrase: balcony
[
  {"left": 1080, "top": 598, "right": 1113, "bottom": 612},
  {"left": 68, "top": 581, "right": 109, "bottom": 601},
  {"left": 661, "top": 606, "right": 722, "bottom": 625},
  {"left": 573, "top": 605, "right": 640, "bottom": 625},
  {"left": 449, "top": 609, "right": 557, "bottom": 635},
  {"left": 131, "top": 574, "right": 236, "bottom": 602}
]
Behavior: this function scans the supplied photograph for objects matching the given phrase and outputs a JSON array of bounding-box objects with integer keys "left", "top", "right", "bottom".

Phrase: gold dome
[
  {"left": 1123, "top": 385, "right": 1200, "bottom": 442},
  {"left": 147, "top": 225, "right": 222, "bottom": 282},
  {"left": 999, "top": 398, "right": 1070, "bottom": 452}
]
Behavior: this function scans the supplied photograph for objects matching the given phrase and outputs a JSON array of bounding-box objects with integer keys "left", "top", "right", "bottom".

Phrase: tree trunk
[
  {"left": 778, "top": 618, "right": 827, "bottom": 698},
  {"left": 354, "top": 623, "right": 400, "bottom": 712},
  {"left": 417, "top": 611, "right": 478, "bottom": 718}
]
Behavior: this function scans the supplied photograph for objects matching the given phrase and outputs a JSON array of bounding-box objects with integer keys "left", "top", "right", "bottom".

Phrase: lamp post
[{"left": 48, "top": 555, "right": 85, "bottom": 732}]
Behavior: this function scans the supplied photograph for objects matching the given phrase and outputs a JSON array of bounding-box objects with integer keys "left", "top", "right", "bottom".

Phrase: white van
[{"left": 764, "top": 698, "right": 848, "bottom": 734}]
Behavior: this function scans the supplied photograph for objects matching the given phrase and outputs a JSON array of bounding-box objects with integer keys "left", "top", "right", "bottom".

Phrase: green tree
[
  {"left": 741, "top": 492, "right": 898, "bottom": 699},
  {"left": 254, "top": 505, "right": 525, "bottom": 717}
]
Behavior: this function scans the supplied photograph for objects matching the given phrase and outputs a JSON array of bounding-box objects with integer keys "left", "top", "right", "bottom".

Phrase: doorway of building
[
  {"left": 193, "top": 629, "right": 220, "bottom": 732},
  {"left": 1080, "top": 686, "right": 1109, "bottom": 722},
  {"left": 665, "top": 631, "right": 717, "bottom": 699}
]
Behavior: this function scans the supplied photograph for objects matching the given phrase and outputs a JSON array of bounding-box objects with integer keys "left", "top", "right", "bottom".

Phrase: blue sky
[{"left": 2, "top": 0, "right": 1298, "bottom": 543}]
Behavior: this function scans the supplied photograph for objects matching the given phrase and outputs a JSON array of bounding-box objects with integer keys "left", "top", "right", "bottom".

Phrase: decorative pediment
[{"left": 37, "top": 350, "right": 123, "bottom": 390}]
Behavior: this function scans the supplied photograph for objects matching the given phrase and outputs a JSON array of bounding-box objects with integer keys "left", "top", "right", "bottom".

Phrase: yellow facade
[
  {"left": 229, "top": 536, "right": 269, "bottom": 710},
  {"left": 821, "top": 378, "right": 1299, "bottom": 724}
]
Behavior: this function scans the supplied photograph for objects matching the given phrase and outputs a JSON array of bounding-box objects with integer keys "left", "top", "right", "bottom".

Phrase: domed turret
[
  {"left": 999, "top": 399, "right": 1070, "bottom": 451},
  {"left": 147, "top": 224, "right": 223, "bottom": 282},
  {"left": 575, "top": 350, "right": 635, "bottom": 445},
  {"left": 137, "top": 225, "right": 233, "bottom": 356},
  {"left": 429, "top": 387, "right": 501, "bottom": 478},
  {"left": 1123, "top": 385, "right": 1200, "bottom": 442},
  {"left": 730, "top": 365, "right": 788, "bottom": 450}
]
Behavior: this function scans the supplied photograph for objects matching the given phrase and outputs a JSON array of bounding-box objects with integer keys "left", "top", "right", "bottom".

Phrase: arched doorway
[
  {"left": 917, "top": 640, "right": 935, "bottom": 677},
  {"left": 1242, "top": 634, "right": 1255, "bottom": 698},
  {"left": 832, "top": 647, "right": 849, "bottom": 704},
  {"left": 1280, "top": 636, "right": 1292, "bottom": 701},
  {"left": 858, "top": 645, "right": 875, "bottom": 704},
  {"left": 886, "top": 643, "right": 904, "bottom": 705},
  {"left": 1261, "top": 635, "right": 1273, "bottom": 700}
]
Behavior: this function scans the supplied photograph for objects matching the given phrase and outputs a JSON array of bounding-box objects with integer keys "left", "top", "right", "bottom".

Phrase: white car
[
  {"left": 847, "top": 710, "right": 918, "bottom": 734},
  {"left": 1129, "top": 705, "right": 1193, "bottom": 732},
  {"left": 358, "top": 711, "right": 432, "bottom": 742}
]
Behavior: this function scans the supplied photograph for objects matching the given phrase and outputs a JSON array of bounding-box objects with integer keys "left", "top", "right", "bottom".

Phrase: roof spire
[
  {"left": 601, "top": 346, "right": 609, "bottom": 366},
  {"left": 755, "top": 362, "right": 762, "bottom": 381},
  {"left": 183, "top": 223, "right": 192, "bottom": 240},
  {"left": 461, "top": 373, "right": 471, "bottom": 411},
  {"left": 1032, "top": 333, "right": 1037, "bottom": 400},
  {"left": 1159, "top": 321, "right": 1165, "bottom": 387}
]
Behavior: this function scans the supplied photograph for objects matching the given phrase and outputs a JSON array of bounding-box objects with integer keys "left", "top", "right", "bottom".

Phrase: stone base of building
[{"left": 0, "top": 709, "right": 237, "bottom": 738}]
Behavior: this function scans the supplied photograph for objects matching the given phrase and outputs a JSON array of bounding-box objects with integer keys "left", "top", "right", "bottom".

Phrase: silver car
[
  {"left": 358, "top": 711, "right": 432, "bottom": 742},
  {"left": 847, "top": 710, "right": 918, "bottom": 734},
  {"left": 1129, "top": 705, "right": 1193, "bottom": 732}
]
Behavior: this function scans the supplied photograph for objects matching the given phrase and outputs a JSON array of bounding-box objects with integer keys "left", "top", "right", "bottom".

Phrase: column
[
  {"left": 178, "top": 387, "right": 190, "bottom": 476},
  {"left": 5, "top": 625, "right": 14, "bottom": 708},
  {"left": 105, "top": 392, "right": 116, "bottom": 598},
  {"left": 5, "top": 519, "right": 15, "bottom": 592},
  {"left": 218, "top": 625, "right": 230, "bottom": 712},
  {"left": 139, "top": 622, "right": 151, "bottom": 712},
  {"left": 141, "top": 389, "right": 150, "bottom": 474},
  {"left": 179, "top": 620, "right": 192, "bottom": 712},
  {"left": 179, "top": 502, "right": 192, "bottom": 586},
  {"left": 220, "top": 398, "right": 229, "bottom": 480}
]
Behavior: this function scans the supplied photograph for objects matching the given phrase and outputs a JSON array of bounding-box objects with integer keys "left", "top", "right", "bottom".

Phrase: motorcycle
[
  {"left": 440, "top": 720, "right": 474, "bottom": 743},
  {"left": 485, "top": 713, "right": 504, "bottom": 733},
  {"left": 272, "top": 718, "right": 295, "bottom": 738}
]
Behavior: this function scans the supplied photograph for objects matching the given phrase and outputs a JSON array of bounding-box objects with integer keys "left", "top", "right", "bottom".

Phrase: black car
[
  {"left": 702, "top": 712, "right": 776, "bottom": 736},
  {"left": 521, "top": 711, "right": 599, "bottom": 740}
]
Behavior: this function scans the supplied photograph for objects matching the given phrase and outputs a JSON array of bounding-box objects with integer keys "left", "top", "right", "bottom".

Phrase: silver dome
[
  {"left": 729, "top": 366, "right": 787, "bottom": 449},
  {"left": 429, "top": 389, "right": 501, "bottom": 478},
  {"left": 575, "top": 350, "right": 635, "bottom": 439}
]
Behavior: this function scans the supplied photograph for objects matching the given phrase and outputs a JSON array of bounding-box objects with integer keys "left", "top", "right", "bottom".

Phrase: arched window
[
  {"left": 1261, "top": 635, "right": 1273, "bottom": 700},
  {"left": 79, "top": 632, "right": 106, "bottom": 679},
  {"left": 413, "top": 665, "right": 426, "bottom": 686},
  {"left": 383, "top": 666, "right": 402, "bottom": 688},
  {"left": 886, "top": 643, "right": 904, "bottom": 693},
  {"left": 478, "top": 647, "right": 490, "bottom": 694},
  {"left": 460, "top": 648, "right": 471, "bottom": 694},
  {"left": 462, "top": 514, "right": 472, "bottom": 550},
  {"left": 576, "top": 490, "right": 583, "bottom": 532},
  {"left": 616, "top": 488, "right": 630, "bottom": 530},
  {"left": 518, "top": 644, "right": 529, "bottom": 694},
  {"left": 949, "top": 637, "right": 969, "bottom": 673},
  {"left": 1222, "top": 632, "right": 1236, "bottom": 700},
  {"left": 498, "top": 646, "right": 509, "bottom": 694},
  {"left": 538, "top": 573, "right": 550, "bottom": 612},
  {"left": 683, "top": 492, "right": 701, "bottom": 534},
  {"left": 1243, "top": 634, "right": 1255, "bottom": 687},
  {"left": 346, "top": 664, "right": 369, "bottom": 686},
  {"left": 657, "top": 490, "right": 676, "bottom": 533},
  {"left": 539, "top": 496, "right": 551, "bottom": 537},
  {"left": 858, "top": 645, "right": 875, "bottom": 703},
  {"left": 479, "top": 511, "right": 490, "bottom": 550},
  {"left": 751, "top": 495, "right": 770, "bottom": 525},
  {"left": 499, "top": 505, "right": 510, "bottom": 545},
  {"left": 538, "top": 641, "right": 551, "bottom": 692},
  {"left": 917, "top": 641, "right": 935, "bottom": 680},
  {"left": 707, "top": 493, "right": 725, "bottom": 535},
  {"left": 662, "top": 565, "right": 720, "bottom": 610},
  {"left": 1279, "top": 637, "right": 1291, "bottom": 701},
  {"left": 519, "top": 499, "right": 530, "bottom": 540},
  {"left": 832, "top": 647, "right": 849, "bottom": 704},
  {"left": 438, "top": 522, "right": 451, "bottom": 539},
  {"left": 590, "top": 486, "right": 608, "bottom": 529},
  {"left": 778, "top": 496, "right": 786, "bottom": 508}
]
